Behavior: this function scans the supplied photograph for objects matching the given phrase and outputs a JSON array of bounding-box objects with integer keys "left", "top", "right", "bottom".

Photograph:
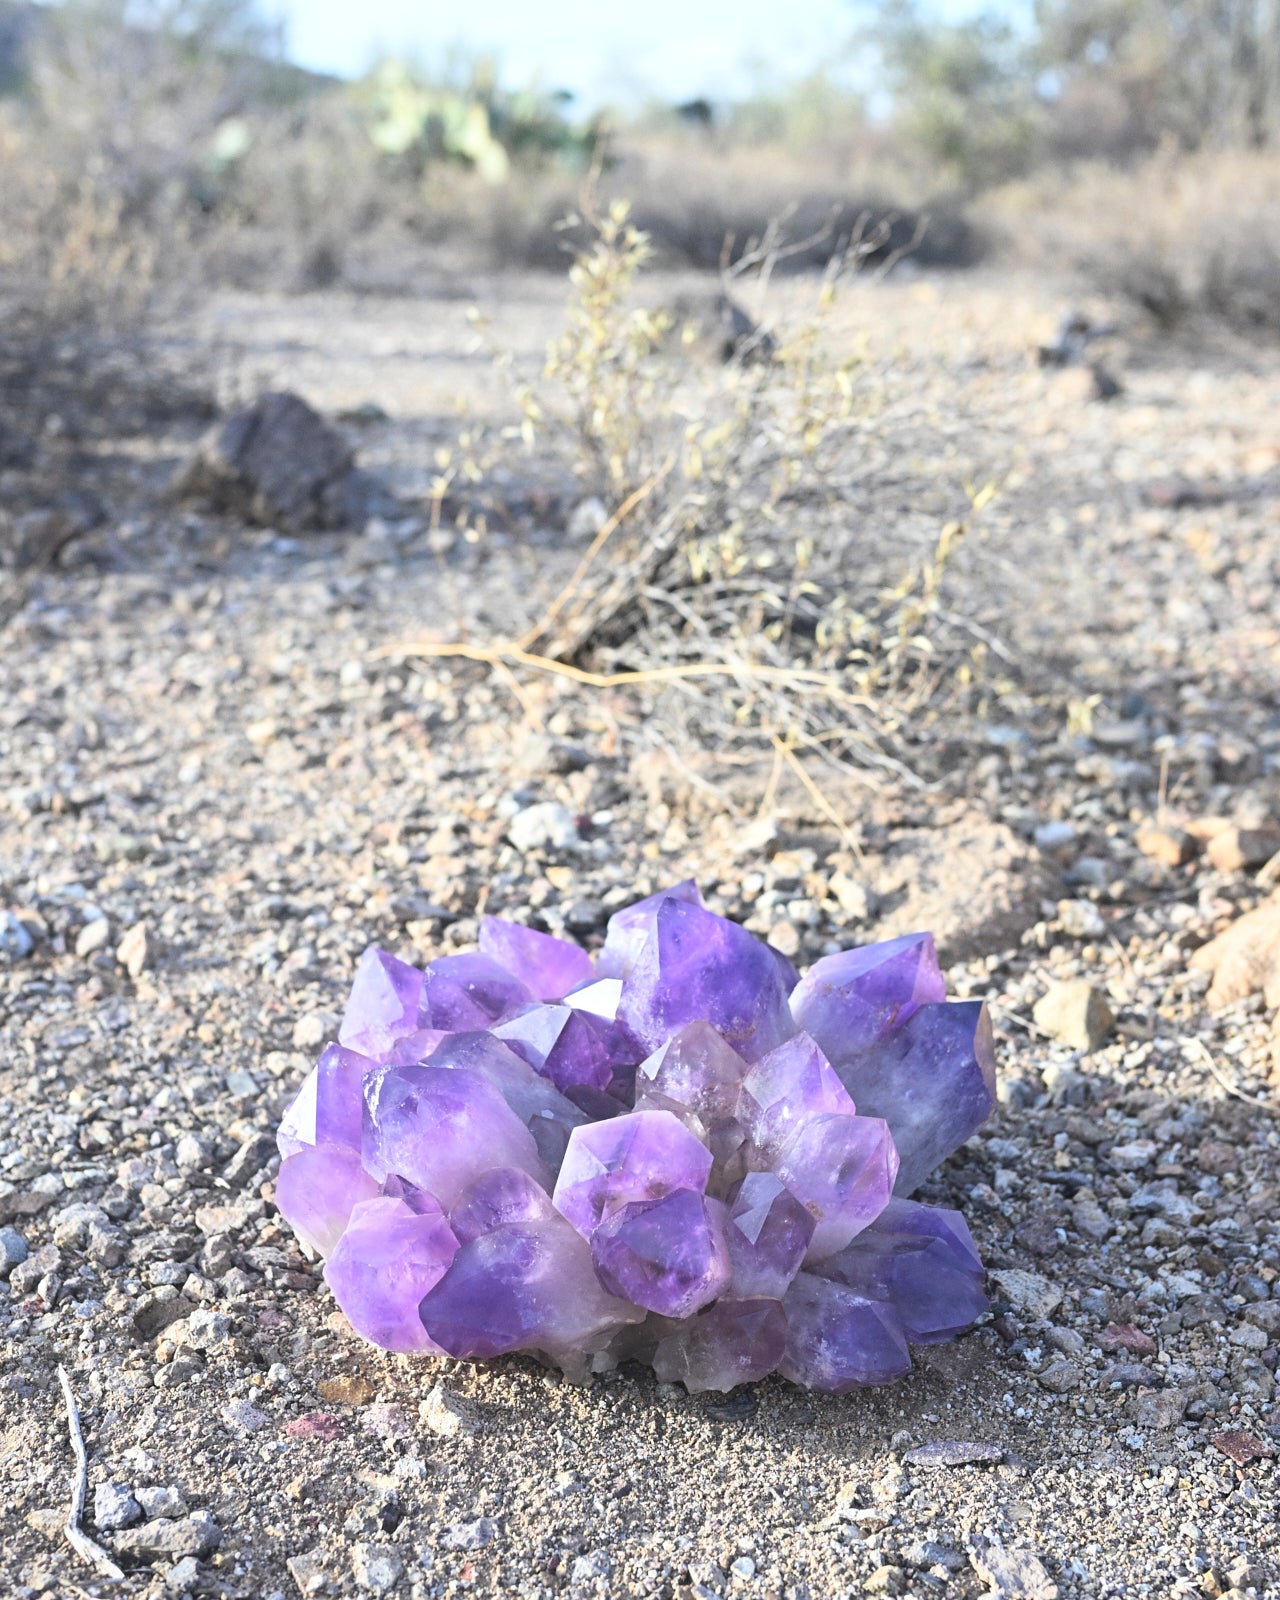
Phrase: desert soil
[{"left": 1, "top": 264, "right": 1278, "bottom": 1600}]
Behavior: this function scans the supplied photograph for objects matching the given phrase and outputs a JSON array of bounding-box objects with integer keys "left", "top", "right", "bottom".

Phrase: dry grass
[{"left": 991, "top": 146, "right": 1280, "bottom": 332}]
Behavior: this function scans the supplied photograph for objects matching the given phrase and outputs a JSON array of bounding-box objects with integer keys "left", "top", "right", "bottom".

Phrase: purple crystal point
[
  {"left": 275, "top": 1143, "right": 380, "bottom": 1256},
  {"left": 278, "top": 1042, "right": 370, "bottom": 1159},
  {"left": 494, "top": 1004, "right": 614, "bottom": 1094},
  {"left": 419, "top": 1211, "right": 640, "bottom": 1360},
  {"left": 596, "top": 879, "right": 705, "bottom": 979},
  {"left": 553, "top": 1109, "right": 713, "bottom": 1238},
  {"left": 591, "top": 1189, "right": 730, "bottom": 1316},
  {"left": 790, "top": 933, "right": 946, "bottom": 1063},
  {"left": 449, "top": 1166, "right": 558, "bottom": 1243},
  {"left": 363, "top": 1063, "right": 549, "bottom": 1205},
  {"left": 652, "top": 1297, "right": 788, "bottom": 1392},
  {"left": 725, "top": 1172, "right": 815, "bottom": 1298},
  {"left": 633, "top": 1020, "right": 750, "bottom": 1130},
  {"left": 774, "top": 1113, "right": 898, "bottom": 1261},
  {"left": 425, "top": 1031, "right": 587, "bottom": 1169},
  {"left": 478, "top": 915, "right": 593, "bottom": 1001},
  {"left": 817, "top": 1196, "right": 987, "bottom": 1343},
  {"left": 836, "top": 1000, "right": 997, "bottom": 1196},
  {"left": 779, "top": 1273, "right": 911, "bottom": 1391},
  {"left": 740, "top": 1032, "right": 855, "bottom": 1158},
  {"left": 276, "top": 879, "right": 991, "bottom": 1392},
  {"left": 324, "top": 1194, "right": 458, "bottom": 1353},
  {"left": 418, "top": 952, "right": 534, "bottom": 1032},
  {"left": 616, "top": 899, "right": 798, "bottom": 1063},
  {"left": 339, "top": 947, "right": 424, "bottom": 1061}
]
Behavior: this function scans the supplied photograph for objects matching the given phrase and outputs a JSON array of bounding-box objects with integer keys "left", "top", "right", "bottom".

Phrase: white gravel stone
[
  {"left": 507, "top": 802, "right": 579, "bottom": 853},
  {"left": 351, "top": 1542, "right": 403, "bottom": 1594},
  {"left": 94, "top": 1481, "right": 142, "bottom": 1531}
]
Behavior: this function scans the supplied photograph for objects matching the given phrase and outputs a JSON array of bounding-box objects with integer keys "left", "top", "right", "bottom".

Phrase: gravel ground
[{"left": 1, "top": 266, "right": 1278, "bottom": 1600}]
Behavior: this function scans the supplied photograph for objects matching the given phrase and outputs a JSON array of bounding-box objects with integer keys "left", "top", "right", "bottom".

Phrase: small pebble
[{"left": 93, "top": 1482, "right": 141, "bottom": 1531}]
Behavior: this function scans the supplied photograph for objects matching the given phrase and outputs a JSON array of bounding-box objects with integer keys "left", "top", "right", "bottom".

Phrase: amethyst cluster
[{"left": 274, "top": 881, "right": 995, "bottom": 1393}]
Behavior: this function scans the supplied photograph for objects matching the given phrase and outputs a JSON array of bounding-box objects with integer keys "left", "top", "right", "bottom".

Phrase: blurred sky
[{"left": 277, "top": 0, "right": 1027, "bottom": 108}]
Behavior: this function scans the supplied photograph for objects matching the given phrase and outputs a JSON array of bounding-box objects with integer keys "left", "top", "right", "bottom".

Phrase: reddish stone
[
  {"left": 283, "top": 1412, "right": 343, "bottom": 1440},
  {"left": 1095, "top": 1323, "right": 1157, "bottom": 1356}
]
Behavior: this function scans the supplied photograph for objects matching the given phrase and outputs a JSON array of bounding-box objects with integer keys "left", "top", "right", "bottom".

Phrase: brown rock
[
  {"left": 1095, "top": 1323, "right": 1157, "bottom": 1356},
  {"left": 1196, "top": 1140, "right": 1237, "bottom": 1176},
  {"left": 1128, "top": 1387, "right": 1187, "bottom": 1429},
  {"left": 317, "top": 1375, "right": 374, "bottom": 1406},
  {"left": 1189, "top": 893, "right": 1280, "bottom": 1009},
  {"left": 1033, "top": 980, "right": 1115, "bottom": 1051},
  {"left": 1206, "top": 826, "right": 1280, "bottom": 874},
  {"left": 112, "top": 1511, "right": 221, "bottom": 1563},
  {"left": 1135, "top": 823, "right": 1194, "bottom": 868},
  {"left": 870, "top": 817, "right": 1053, "bottom": 962},
  {"left": 1211, "top": 1430, "right": 1273, "bottom": 1466}
]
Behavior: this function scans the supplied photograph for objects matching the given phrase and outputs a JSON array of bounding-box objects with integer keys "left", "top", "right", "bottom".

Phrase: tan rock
[
  {"left": 1188, "top": 893, "right": 1280, "bottom": 1008},
  {"left": 116, "top": 922, "right": 150, "bottom": 979},
  {"left": 1185, "top": 817, "right": 1234, "bottom": 843},
  {"left": 1135, "top": 823, "right": 1194, "bottom": 868},
  {"left": 1033, "top": 980, "right": 1115, "bottom": 1051},
  {"left": 317, "top": 1374, "right": 374, "bottom": 1406},
  {"left": 419, "top": 1382, "right": 480, "bottom": 1438},
  {"left": 869, "top": 816, "right": 1053, "bottom": 963},
  {"left": 1206, "top": 826, "right": 1280, "bottom": 874}
]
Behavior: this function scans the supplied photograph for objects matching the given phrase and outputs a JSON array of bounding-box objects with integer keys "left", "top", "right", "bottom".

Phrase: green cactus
[{"left": 359, "top": 57, "right": 595, "bottom": 184}]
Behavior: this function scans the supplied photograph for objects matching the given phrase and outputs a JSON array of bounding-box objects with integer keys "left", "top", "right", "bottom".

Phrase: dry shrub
[
  {"left": 406, "top": 202, "right": 994, "bottom": 799},
  {"left": 992, "top": 147, "right": 1280, "bottom": 331}
]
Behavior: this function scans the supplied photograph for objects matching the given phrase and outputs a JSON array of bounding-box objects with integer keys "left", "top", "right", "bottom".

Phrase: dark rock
[{"left": 174, "top": 391, "right": 397, "bottom": 532}]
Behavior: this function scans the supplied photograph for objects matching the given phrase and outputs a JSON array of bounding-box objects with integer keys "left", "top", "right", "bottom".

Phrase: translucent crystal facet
[
  {"left": 363, "top": 1063, "right": 548, "bottom": 1204},
  {"left": 478, "top": 916, "right": 594, "bottom": 1001},
  {"left": 494, "top": 1004, "right": 614, "bottom": 1094},
  {"left": 418, "top": 952, "right": 534, "bottom": 1032},
  {"left": 596, "top": 879, "right": 705, "bottom": 980},
  {"left": 277, "top": 1042, "right": 370, "bottom": 1159},
  {"left": 616, "top": 898, "right": 798, "bottom": 1063},
  {"left": 652, "top": 1297, "right": 787, "bottom": 1392},
  {"left": 324, "top": 1194, "right": 458, "bottom": 1353},
  {"left": 835, "top": 1000, "right": 997, "bottom": 1196},
  {"left": 818, "top": 1197, "right": 988, "bottom": 1342},
  {"left": 276, "top": 1143, "right": 380, "bottom": 1256},
  {"left": 590, "top": 1189, "right": 730, "bottom": 1316},
  {"left": 274, "top": 882, "right": 993, "bottom": 1394},
  {"left": 552, "top": 1109, "right": 712, "bottom": 1239},
  {"left": 724, "top": 1172, "right": 815, "bottom": 1298},
  {"left": 779, "top": 1273, "right": 912, "bottom": 1391},
  {"left": 339, "top": 947, "right": 425, "bottom": 1061},
  {"left": 790, "top": 933, "right": 946, "bottom": 1064},
  {"left": 418, "top": 1209, "right": 639, "bottom": 1360}
]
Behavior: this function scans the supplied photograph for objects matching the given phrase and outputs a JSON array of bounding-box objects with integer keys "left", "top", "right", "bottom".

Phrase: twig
[
  {"left": 518, "top": 458, "right": 675, "bottom": 653},
  {"left": 1190, "top": 1037, "right": 1275, "bottom": 1112},
  {"left": 769, "top": 732, "right": 863, "bottom": 858},
  {"left": 55, "top": 1365, "right": 124, "bottom": 1583},
  {"left": 935, "top": 608, "right": 1017, "bottom": 666},
  {"left": 381, "top": 638, "right": 855, "bottom": 698}
]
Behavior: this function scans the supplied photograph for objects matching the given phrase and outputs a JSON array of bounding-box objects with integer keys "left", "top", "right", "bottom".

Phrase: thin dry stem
[{"left": 56, "top": 1365, "right": 124, "bottom": 1583}]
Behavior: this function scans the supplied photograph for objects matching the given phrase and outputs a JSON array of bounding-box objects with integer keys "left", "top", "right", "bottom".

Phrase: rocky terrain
[{"left": 1, "top": 265, "right": 1278, "bottom": 1600}]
